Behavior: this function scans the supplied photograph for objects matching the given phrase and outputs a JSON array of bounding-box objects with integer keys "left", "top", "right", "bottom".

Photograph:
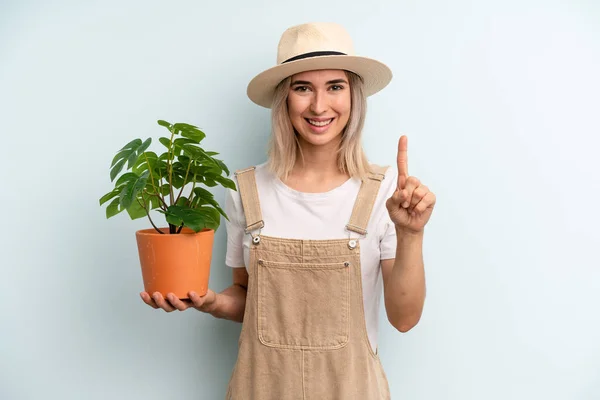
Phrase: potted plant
[{"left": 99, "top": 119, "right": 235, "bottom": 299}]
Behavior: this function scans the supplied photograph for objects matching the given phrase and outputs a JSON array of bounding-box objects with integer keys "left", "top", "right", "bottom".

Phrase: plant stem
[
  {"left": 175, "top": 159, "right": 193, "bottom": 205},
  {"left": 143, "top": 188, "right": 168, "bottom": 210},
  {"left": 159, "top": 176, "right": 167, "bottom": 206},
  {"left": 186, "top": 172, "right": 198, "bottom": 207},
  {"left": 137, "top": 197, "right": 163, "bottom": 234},
  {"left": 168, "top": 127, "right": 176, "bottom": 206},
  {"left": 143, "top": 152, "right": 162, "bottom": 208}
]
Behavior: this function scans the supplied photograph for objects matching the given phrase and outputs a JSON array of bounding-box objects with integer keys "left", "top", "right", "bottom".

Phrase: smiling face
[{"left": 286, "top": 69, "right": 352, "bottom": 149}]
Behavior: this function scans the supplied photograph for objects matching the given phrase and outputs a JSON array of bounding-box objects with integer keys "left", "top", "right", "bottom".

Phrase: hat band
[{"left": 282, "top": 51, "right": 347, "bottom": 64}]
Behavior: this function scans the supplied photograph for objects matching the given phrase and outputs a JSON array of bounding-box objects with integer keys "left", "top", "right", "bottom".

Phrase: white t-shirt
[{"left": 224, "top": 162, "right": 398, "bottom": 352}]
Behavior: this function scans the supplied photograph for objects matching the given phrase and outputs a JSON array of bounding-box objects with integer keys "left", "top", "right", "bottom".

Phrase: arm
[
  {"left": 382, "top": 135, "right": 435, "bottom": 333},
  {"left": 208, "top": 267, "right": 249, "bottom": 322},
  {"left": 381, "top": 228, "right": 426, "bottom": 333},
  {"left": 141, "top": 266, "right": 249, "bottom": 320}
]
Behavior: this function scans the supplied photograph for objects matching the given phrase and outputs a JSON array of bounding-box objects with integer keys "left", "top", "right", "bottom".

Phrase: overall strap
[
  {"left": 233, "top": 167, "right": 265, "bottom": 233},
  {"left": 346, "top": 165, "right": 389, "bottom": 236}
]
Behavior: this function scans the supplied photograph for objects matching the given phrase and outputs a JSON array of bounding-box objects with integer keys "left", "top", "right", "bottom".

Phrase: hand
[
  {"left": 140, "top": 290, "right": 218, "bottom": 313},
  {"left": 386, "top": 135, "right": 436, "bottom": 234}
]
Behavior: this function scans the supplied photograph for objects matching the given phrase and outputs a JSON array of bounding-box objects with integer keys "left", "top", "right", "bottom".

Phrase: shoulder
[
  {"left": 227, "top": 162, "right": 272, "bottom": 201},
  {"left": 369, "top": 164, "right": 398, "bottom": 195},
  {"left": 234, "top": 162, "right": 278, "bottom": 192},
  {"left": 233, "top": 162, "right": 271, "bottom": 181}
]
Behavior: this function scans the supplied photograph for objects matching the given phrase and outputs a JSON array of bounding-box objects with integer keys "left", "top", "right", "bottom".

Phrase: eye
[
  {"left": 329, "top": 85, "right": 345, "bottom": 91},
  {"left": 293, "top": 86, "right": 310, "bottom": 92}
]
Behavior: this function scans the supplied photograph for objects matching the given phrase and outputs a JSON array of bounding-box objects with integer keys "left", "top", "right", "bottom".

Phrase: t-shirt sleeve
[
  {"left": 224, "top": 186, "right": 246, "bottom": 268},
  {"left": 379, "top": 167, "right": 398, "bottom": 260}
]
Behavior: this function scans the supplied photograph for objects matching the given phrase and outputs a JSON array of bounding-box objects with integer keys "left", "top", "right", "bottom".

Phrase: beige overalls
[{"left": 225, "top": 165, "right": 391, "bottom": 400}]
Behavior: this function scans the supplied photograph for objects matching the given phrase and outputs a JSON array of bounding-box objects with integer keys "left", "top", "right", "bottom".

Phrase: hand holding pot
[{"left": 140, "top": 290, "right": 218, "bottom": 313}]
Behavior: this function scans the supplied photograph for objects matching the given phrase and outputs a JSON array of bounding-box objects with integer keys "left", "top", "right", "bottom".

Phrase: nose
[{"left": 309, "top": 90, "right": 327, "bottom": 115}]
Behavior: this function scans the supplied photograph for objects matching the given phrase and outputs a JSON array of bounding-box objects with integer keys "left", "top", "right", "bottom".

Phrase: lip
[
  {"left": 304, "top": 117, "right": 334, "bottom": 134},
  {"left": 305, "top": 117, "right": 335, "bottom": 122}
]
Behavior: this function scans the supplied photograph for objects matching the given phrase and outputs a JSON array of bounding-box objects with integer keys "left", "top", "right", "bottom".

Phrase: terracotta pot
[{"left": 135, "top": 227, "right": 214, "bottom": 299}]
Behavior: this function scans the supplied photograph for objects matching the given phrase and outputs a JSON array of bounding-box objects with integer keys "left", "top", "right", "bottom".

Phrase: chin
[
  {"left": 296, "top": 122, "right": 345, "bottom": 147},
  {"left": 298, "top": 131, "right": 342, "bottom": 147}
]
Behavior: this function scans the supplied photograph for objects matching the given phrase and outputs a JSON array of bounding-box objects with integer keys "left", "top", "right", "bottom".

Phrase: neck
[
  {"left": 294, "top": 135, "right": 343, "bottom": 174},
  {"left": 284, "top": 136, "right": 350, "bottom": 193}
]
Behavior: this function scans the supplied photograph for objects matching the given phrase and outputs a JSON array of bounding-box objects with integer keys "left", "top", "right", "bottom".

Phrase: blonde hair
[{"left": 267, "top": 71, "right": 370, "bottom": 181}]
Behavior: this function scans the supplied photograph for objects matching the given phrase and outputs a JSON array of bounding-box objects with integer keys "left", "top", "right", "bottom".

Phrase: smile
[{"left": 306, "top": 118, "right": 334, "bottom": 127}]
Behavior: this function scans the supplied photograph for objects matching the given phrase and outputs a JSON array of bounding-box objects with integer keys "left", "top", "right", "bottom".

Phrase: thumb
[
  {"left": 387, "top": 189, "right": 403, "bottom": 210},
  {"left": 189, "top": 289, "right": 217, "bottom": 309}
]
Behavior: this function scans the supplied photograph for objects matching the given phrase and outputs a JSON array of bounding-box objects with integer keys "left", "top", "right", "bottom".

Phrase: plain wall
[{"left": 1, "top": 0, "right": 599, "bottom": 399}]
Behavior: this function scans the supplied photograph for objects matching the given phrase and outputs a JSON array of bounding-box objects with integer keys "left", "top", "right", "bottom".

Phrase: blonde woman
[{"left": 141, "top": 22, "right": 436, "bottom": 399}]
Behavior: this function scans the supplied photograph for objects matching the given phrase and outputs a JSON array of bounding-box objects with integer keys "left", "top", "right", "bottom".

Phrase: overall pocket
[{"left": 257, "top": 259, "right": 350, "bottom": 350}]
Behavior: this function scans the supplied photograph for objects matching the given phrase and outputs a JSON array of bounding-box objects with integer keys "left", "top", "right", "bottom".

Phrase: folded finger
[
  {"left": 409, "top": 185, "right": 429, "bottom": 211},
  {"left": 140, "top": 292, "right": 159, "bottom": 309},
  {"left": 152, "top": 292, "right": 176, "bottom": 312},
  {"left": 402, "top": 177, "right": 421, "bottom": 208},
  {"left": 166, "top": 293, "right": 191, "bottom": 311},
  {"left": 412, "top": 192, "right": 436, "bottom": 214},
  {"left": 189, "top": 291, "right": 206, "bottom": 309}
]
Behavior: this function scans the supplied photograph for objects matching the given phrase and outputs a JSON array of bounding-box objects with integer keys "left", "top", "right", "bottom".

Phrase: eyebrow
[{"left": 291, "top": 79, "right": 349, "bottom": 86}]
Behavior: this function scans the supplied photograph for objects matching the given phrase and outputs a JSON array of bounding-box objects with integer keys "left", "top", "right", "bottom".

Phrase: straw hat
[{"left": 247, "top": 22, "right": 393, "bottom": 108}]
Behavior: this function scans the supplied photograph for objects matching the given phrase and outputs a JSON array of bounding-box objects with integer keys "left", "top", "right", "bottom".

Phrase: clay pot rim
[{"left": 136, "top": 227, "right": 215, "bottom": 236}]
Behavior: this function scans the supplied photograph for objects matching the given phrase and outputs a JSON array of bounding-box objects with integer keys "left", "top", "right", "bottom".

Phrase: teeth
[{"left": 308, "top": 119, "right": 333, "bottom": 127}]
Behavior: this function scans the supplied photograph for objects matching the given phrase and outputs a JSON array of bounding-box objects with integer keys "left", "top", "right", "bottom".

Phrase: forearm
[
  {"left": 208, "top": 284, "right": 247, "bottom": 323},
  {"left": 384, "top": 228, "right": 426, "bottom": 332}
]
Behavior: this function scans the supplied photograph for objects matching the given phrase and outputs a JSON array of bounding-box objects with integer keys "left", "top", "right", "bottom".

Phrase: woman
[{"left": 141, "top": 22, "right": 436, "bottom": 399}]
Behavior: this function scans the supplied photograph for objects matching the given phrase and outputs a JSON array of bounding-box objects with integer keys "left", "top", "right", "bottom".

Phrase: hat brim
[{"left": 246, "top": 55, "right": 393, "bottom": 108}]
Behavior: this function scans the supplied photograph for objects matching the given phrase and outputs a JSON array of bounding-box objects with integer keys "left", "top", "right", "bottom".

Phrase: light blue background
[{"left": 1, "top": 1, "right": 599, "bottom": 399}]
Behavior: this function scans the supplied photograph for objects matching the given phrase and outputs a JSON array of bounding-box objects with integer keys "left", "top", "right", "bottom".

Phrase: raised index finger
[{"left": 397, "top": 135, "right": 409, "bottom": 188}]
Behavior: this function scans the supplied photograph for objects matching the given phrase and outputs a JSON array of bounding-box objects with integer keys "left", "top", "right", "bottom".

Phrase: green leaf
[
  {"left": 118, "top": 138, "right": 143, "bottom": 152},
  {"left": 132, "top": 151, "right": 159, "bottom": 175},
  {"left": 172, "top": 122, "right": 199, "bottom": 130},
  {"left": 190, "top": 165, "right": 221, "bottom": 177},
  {"left": 99, "top": 189, "right": 120, "bottom": 206},
  {"left": 119, "top": 170, "right": 150, "bottom": 209},
  {"left": 214, "top": 158, "right": 230, "bottom": 176},
  {"left": 159, "top": 137, "right": 171, "bottom": 150},
  {"left": 149, "top": 195, "right": 161, "bottom": 211},
  {"left": 106, "top": 198, "right": 123, "bottom": 218},
  {"left": 181, "top": 144, "right": 203, "bottom": 160},
  {"left": 176, "top": 196, "right": 188, "bottom": 207},
  {"left": 137, "top": 137, "right": 152, "bottom": 154},
  {"left": 192, "top": 186, "right": 214, "bottom": 200},
  {"left": 212, "top": 174, "right": 236, "bottom": 190},
  {"left": 157, "top": 120, "right": 171, "bottom": 128},
  {"left": 174, "top": 138, "right": 198, "bottom": 147},
  {"left": 170, "top": 174, "right": 185, "bottom": 189},
  {"left": 127, "top": 151, "right": 138, "bottom": 169},
  {"left": 109, "top": 138, "right": 147, "bottom": 180},
  {"left": 200, "top": 206, "right": 222, "bottom": 228},
  {"left": 110, "top": 158, "right": 127, "bottom": 182},
  {"left": 203, "top": 178, "right": 217, "bottom": 187},
  {"left": 158, "top": 184, "right": 170, "bottom": 196},
  {"left": 126, "top": 196, "right": 148, "bottom": 220},
  {"left": 115, "top": 172, "right": 138, "bottom": 187},
  {"left": 177, "top": 125, "right": 206, "bottom": 142},
  {"left": 177, "top": 154, "right": 191, "bottom": 164},
  {"left": 111, "top": 150, "right": 129, "bottom": 168},
  {"left": 209, "top": 199, "right": 228, "bottom": 221},
  {"left": 192, "top": 188, "right": 229, "bottom": 221},
  {"left": 164, "top": 205, "right": 220, "bottom": 232}
]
